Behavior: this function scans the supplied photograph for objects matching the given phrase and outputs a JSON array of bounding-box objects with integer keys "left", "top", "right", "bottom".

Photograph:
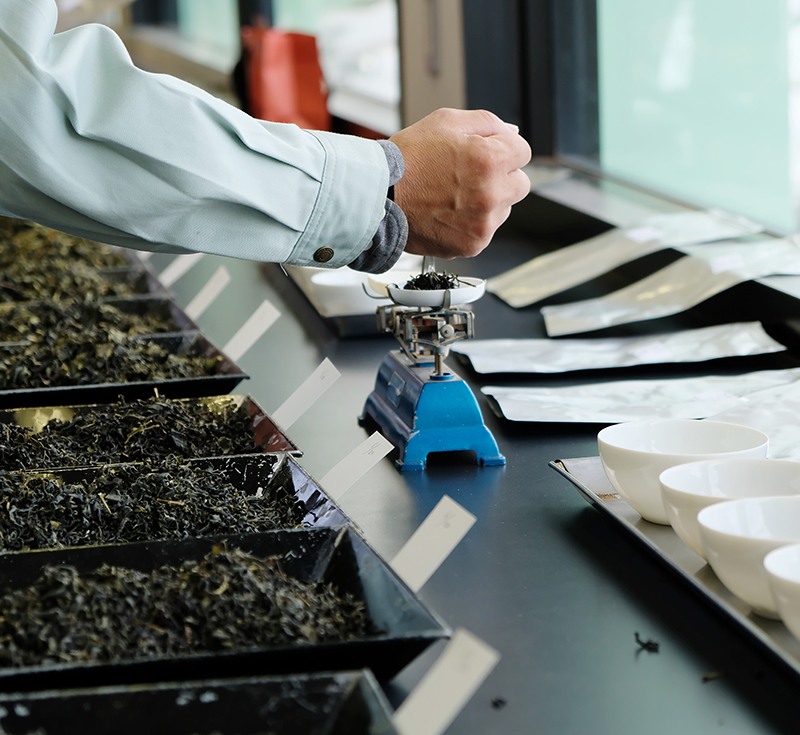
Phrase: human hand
[{"left": 389, "top": 108, "right": 531, "bottom": 260}]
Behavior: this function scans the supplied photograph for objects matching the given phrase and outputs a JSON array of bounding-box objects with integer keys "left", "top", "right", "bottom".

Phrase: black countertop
[{"left": 155, "top": 208, "right": 800, "bottom": 735}]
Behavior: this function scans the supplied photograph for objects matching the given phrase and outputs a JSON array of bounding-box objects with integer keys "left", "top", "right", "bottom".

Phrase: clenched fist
[{"left": 390, "top": 108, "right": 532, "bottom": 260}]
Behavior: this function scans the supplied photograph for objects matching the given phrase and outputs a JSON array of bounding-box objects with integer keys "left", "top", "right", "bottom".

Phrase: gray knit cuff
[{"left": 347, "top": 139, "right": 408, "bottom": 274}]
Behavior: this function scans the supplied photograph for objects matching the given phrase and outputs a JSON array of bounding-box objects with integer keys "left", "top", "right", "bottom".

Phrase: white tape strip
[
  {"left": 319, "top": 432, "right": 393, "bottom": 501},
  {"left": 184, "top": 266, "right": 231, "bottom": 321},
  {"left": 158, "top": 252, "right": 205, "bottom": 287},
  {"left": 393, "top": 628, "right": 500, "bottom": 735},
  {"left": 136, "top": 251, "right": 153, "bottom": 262},
  {"left": 391, "top": 495, "right": 476, "bottom": 593},
  {"left": 271, "top": 357, "right": 341, "bottom": 430},
  {"left": 222, "top": 300, "right": 280, "bottom": 362}
]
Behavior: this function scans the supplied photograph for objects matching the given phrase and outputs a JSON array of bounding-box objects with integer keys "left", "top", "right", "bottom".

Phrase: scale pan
[{"left": 368, "top": 276, "right": 486, "bottom": 307}]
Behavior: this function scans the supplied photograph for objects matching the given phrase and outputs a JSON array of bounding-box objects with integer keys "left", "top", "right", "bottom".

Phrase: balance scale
[{"left": 359, "top": 271, "right": 505, "bottom": 471}]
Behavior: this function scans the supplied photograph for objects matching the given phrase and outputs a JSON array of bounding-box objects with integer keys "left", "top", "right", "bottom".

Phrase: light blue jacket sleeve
[{"left": 0, "top": 0, "right": 390, "bottom": 268}]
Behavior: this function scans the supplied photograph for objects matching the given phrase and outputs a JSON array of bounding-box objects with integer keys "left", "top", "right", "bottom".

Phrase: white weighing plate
[{"left": 368, "top": 275, "right": 486, "bottom": 307}]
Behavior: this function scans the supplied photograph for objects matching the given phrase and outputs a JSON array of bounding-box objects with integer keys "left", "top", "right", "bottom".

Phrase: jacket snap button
[{"left": 313, "top": 247, "right": 334, "bottom": 263}]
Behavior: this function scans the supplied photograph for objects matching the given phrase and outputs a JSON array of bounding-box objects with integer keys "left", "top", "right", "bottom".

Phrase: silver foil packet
[
  {"left": 487, "top": 210, "right": 763, "bottom": 309},
  {"left": 482, "top": 368, "right": 800, "bottom": 423},
  {"left": 453, "top": 322, "right": 784, "bottom": 374},
  {"left": 708, "top": 380, "right": 800, "bottom": 461},
  {"left": 542, "top": 238, "right": 800, "bottom": 337}
]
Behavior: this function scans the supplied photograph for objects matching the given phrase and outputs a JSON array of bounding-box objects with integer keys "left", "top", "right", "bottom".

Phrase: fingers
[
  {"left": 483, "top": 130, "right": 532, "bottom": 173},
  {"left": 508, "top": 167, "right": 532, "bottom": 204}
]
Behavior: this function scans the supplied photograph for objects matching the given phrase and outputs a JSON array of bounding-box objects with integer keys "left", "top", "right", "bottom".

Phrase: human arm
[
  {"left": 0, "top": 0, "right": 389, "bottom": 269},
  {"left": 0, "top": 2, "right": 530, "bottom": 273}
]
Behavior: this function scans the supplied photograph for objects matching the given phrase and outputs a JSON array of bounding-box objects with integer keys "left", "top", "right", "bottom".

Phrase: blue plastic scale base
[{"left": 359, "top": 350, "right": 506, "bottom": 471}]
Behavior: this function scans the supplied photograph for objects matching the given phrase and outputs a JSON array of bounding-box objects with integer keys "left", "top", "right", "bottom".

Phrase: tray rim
[{"left": 550, "top": 455, "right": 800, "bottom": 682}]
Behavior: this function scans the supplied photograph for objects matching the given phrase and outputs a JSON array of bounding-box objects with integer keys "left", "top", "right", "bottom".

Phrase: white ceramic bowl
[
  {"left": 598, "top": 420, "right": 768, "bottom": 525},
  {"left": 697, "top": 496, "right": 800, "bottom": 618},
  {"left": 764, "top": 543, "right": 800, "bottom": 641},
  {"left": 660, "top": 459, "right": 800, "bottom": 559}
]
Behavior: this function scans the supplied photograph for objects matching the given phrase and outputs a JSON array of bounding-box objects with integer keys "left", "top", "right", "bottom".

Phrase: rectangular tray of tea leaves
[
  {"left": 0, "top": 394, "right": 300, "bottom": 465},
  {"left": 0, "top": 453, "right": 350, "bottom": 550},
  {"left": 0, "top": 332, "right": 247, "bottom": 409},
  {"left": 0, "top": 670, "right": 398, "bottom": 735},
  {"left": 0, "top": 527, "right": 450, "bottom": 691},
  {"left": 0, "top": 296, "right": 201, "bottom": 346}
]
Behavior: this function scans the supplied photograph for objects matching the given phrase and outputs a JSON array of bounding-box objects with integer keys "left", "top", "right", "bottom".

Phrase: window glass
[
  {"left": 175, "top": 0, "right": 240, "bottom": 57},
  {"left": 558, "top": 0, "right": 798, "bottom": 232}
]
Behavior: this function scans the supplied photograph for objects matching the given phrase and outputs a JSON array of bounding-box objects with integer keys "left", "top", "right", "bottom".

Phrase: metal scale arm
[{"left": 376, "top": 289, "right": 475, "bottom": 376}]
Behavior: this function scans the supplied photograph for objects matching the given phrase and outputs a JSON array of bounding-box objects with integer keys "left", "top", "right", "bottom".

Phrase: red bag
[{"left": 240, "top": 24, "right": 331, "bottom": 131}]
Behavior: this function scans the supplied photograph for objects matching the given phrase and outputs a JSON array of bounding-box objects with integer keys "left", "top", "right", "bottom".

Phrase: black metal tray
[
  {"left": 551, "top": 456, "right": 800, "bottom": 681},
  {"left": 0, "top": 527, "right": 449, "bottom": 691},
  {"left": 0, "top": 332, "right": 247, "bottom": 409},
  {"left": 7, "top": 453, "right": 350, "bottom": 543},
  {"left": 0, "top": 394, "right": 300, "bottom": 464},
  {"left": 0, "top": 670, "right": 398, "bottom": 735}
]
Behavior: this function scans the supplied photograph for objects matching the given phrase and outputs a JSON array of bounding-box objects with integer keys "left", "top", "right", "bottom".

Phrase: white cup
[{"left": 599, "top": 419, "right": 768, "bottom": 525}]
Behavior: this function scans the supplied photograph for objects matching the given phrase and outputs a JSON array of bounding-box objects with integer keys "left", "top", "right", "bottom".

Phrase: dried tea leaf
[
  {"left": 403, "top": 272, "right": 462, "bottom": 291},
  {"left": 0, "top": 217, "right": 136, "bottom": 302},
  {"left": 0, "top": 301, "right": 179, "bottom": 343},
  {"left": 0, "top": 336, "right": 221, "bottom": 390},
  {"left": 0, "top": 546, "right": 369, "bottom": 668}
]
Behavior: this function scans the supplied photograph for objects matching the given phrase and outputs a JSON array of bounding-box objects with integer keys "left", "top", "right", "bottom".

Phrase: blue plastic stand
[{"left": 359, "top": 350, "right": 505, "bottom": 471}]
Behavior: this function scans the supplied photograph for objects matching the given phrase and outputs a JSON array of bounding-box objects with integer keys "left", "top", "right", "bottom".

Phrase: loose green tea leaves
[
  {"left": 0, "top": 300, "right": 179, "bottom": 343},
  {"left": 403, "top": 272, "right": 463, "bottom": 291},
  {"left": 0, "top": 217, "right": 136, "bottom": 302},
  {"left": 0, "top": 397, "right": 260, "bottom": 470},
  {"left": 0, "top": 460, "right": 305, "bottom": 550},
  {"left": 0, "top": 546, "right": 368, "bottom": 668},
  {"left": 0, "top": 335, "right": 221, "bottom": 390}
]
